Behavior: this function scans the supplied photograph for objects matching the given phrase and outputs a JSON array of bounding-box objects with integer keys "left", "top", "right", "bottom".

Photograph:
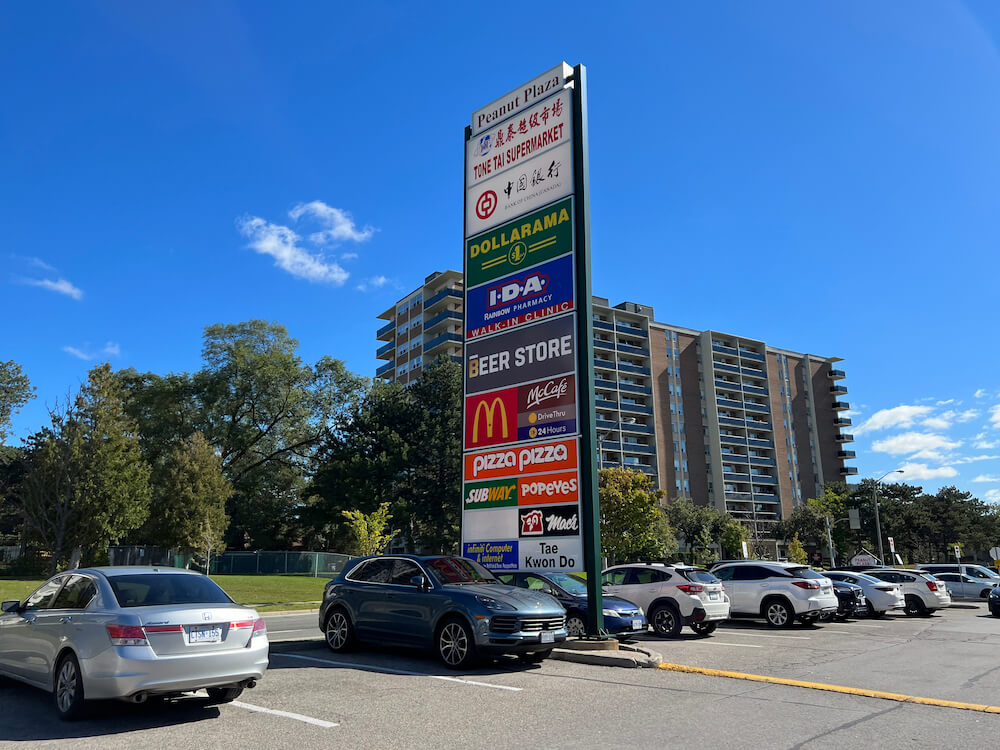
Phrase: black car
[
  {"left": 496, "top": 571, "right": 646, "bottom": 639},
  {"left": 319, "top": 555, "right": 567, "bottom": 668},
  {"left": 990, "top": 586, "right": 1000, "bottom": 617},
  {"left": 825, "top": 580, "right": 867, "bottom": 620}
]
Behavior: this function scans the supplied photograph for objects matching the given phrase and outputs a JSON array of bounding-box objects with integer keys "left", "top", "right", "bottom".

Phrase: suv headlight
[
  {"left": 475, "top": 595, "right": 515, "bottom": 611},
  {"left": 602, "top": 608, "right": 619, "bottom": 618}
]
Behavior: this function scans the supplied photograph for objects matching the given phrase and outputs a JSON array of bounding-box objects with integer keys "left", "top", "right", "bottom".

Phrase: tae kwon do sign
[{"left": 462, "top": 62, "right": 593, "bottom": 575}]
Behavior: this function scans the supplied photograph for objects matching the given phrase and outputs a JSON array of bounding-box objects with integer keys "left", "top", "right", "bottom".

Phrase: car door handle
[{"left": 59, "top": 616, "right": 73, "bottom": 624}]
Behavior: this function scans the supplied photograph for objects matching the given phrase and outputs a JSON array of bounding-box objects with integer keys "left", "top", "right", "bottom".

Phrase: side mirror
[
  {"left": 410, "top": 575, "right": 429, "bottom": 591},
  {"left": 1, "top": 600, "right": 20, "bottom": 613}
]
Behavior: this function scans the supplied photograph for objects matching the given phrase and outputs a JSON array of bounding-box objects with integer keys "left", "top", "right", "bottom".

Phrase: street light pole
[{"left": 873, "top": 469, "right": 903, "bottom": 565}]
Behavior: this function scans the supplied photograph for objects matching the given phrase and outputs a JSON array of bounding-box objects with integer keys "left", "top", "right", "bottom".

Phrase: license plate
[
  {"left": 540, "top": 631, "right": 555, "bottom": 644},
  {"left": 189, "top": 625, "right": 222, "bottom": 644},
  {"left": 708, "top": 592, "right": 720, "bottom": 601},
  {"left": 631, "top": 619, "right": 643, "bottom": 630}
]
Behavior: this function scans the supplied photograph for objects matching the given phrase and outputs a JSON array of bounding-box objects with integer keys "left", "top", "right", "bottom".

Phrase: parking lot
[{"left": 2, "top": 603, "right": 999, "bottom": 749}]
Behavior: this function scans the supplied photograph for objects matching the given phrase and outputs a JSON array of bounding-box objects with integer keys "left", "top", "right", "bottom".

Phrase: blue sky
[{"left": 2, "top": 2, "right": 999, "bottom": 502}]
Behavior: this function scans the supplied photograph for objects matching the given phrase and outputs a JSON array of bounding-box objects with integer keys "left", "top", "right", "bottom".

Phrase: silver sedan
[{"left": 0, "top": 566, "right": 269, "bottom": 719}]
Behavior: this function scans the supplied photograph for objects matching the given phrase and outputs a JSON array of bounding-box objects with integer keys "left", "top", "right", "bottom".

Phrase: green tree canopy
[
  {"left": 599, "top": 467, "right": 676, "bottom": 563},
  {"left": 0, "top": 360, "right": 35, "bottom": 444}
]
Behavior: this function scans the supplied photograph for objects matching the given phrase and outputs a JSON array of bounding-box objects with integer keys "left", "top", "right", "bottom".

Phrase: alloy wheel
[
  {"left": 326, "top": 612, "right": 349, "bottom": 650},
  {"left": 439, "top": 622, "right": 469, "bottom": 666},
  {"left": 56, "top": 659, "right": 78, "bottom": 714},
  {"left": 766, "top": 602, "right": 790, "bottom": 627}
]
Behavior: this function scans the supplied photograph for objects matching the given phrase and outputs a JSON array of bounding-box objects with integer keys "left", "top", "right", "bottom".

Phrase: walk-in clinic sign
[{"left": 461, "top": 63, "right": 590, "bottom": 573}]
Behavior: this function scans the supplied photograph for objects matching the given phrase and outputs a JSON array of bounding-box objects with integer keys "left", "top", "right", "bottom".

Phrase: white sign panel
[
  {"left": 462, "top": 507, "right": 518, "bottom": 541},
  {"left": 471, "top": 62, "right": 571, "bottom": 136},
  {"left": 519, "top": 537, "right": 583, "bottom": 572},
  {"left": 850, "top": 553, "right": 878, "bottom": 567},
  {"left": 466, "top": 140, "right": 574, "bottom": 235},
  {"left": 467, "top": 89, "right": 572, "bottom": 189}
]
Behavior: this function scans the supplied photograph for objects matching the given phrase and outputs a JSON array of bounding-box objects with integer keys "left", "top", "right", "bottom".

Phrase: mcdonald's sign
[{"left": 464, "top": 388, "right": 518, "bottom": 450}]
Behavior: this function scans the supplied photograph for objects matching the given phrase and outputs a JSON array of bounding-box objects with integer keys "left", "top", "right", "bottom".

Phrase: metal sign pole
[{"left": 569, "top": 64, "right": 604, "bottom": 637}]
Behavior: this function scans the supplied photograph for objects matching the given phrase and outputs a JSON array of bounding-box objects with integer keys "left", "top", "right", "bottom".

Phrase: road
[{"left": 1, "top": 604, "right": 998, "bottom": 748}]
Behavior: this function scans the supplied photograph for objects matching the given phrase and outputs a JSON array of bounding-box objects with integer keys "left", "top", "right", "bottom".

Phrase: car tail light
[
  {"left": 791, "top": 581, "right": 820, "bottom": 590},
  {"left": 231, "top": 620, "right": 256, "bottom": 629},
  {"left": 107, "top": 624, "right": 148, "bottom": 646},
  {"left": 143, "top": 624, "right": 183, "bottom": 633},
  {"left": 874, "top": 586, "right": 895, "bottom": 592},
  {"left": 926, "top": 581, "right": 939, "bottom": 591},
  {"left": 251, "top": 618, "right": 267, "bottom": 637},
  {"left": 676, "top": 584, "right": 705, "bottom": 594}
]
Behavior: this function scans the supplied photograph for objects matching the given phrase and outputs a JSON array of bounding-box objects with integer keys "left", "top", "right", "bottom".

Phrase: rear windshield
[
  {"left": 682, "top": 569, "right": 720, "bottom": 584},
  {"left": 788, "top": 567, "right": 827, "bottom": 580},
  {"left": 108, "top": 574, "right": 234, "bottom": 608}
]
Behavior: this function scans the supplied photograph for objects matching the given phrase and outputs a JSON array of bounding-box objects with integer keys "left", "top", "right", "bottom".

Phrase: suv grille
[{"left": 491, "top": 615, "right": 565, "bottom": 633}]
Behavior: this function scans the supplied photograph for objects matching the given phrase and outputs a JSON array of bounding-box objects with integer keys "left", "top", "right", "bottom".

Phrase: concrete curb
[
  {"left": 260, "top": 608, "right": 321, "bottom": 617},
  {"left": 551, "top": 644, "right": 663, "bottom": 669}
]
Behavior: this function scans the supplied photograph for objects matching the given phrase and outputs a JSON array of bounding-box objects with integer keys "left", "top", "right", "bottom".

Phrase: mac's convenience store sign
[{"left": 461, "top": 63, "right": 593, "bottom": 574}]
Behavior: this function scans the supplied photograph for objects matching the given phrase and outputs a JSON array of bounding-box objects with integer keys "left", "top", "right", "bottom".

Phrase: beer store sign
[{"left": 465, "top": 314, "right": 576, "bottom": 395}]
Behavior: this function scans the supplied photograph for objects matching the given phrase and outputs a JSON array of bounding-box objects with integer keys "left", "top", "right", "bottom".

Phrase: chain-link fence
[
  {"left": 210, "top": 551, "right": 354, "bottom": 577},
  {"left": 108, "top": 546, "right": 183, "bottom": 567}
]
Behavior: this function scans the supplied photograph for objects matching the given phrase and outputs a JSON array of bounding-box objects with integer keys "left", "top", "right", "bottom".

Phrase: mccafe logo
[
  {"left": 525, "top": 377, "right": 569, "bottom": 410},
  {"left": 518, "top": 504, "right": 580, "bottom": 538}
]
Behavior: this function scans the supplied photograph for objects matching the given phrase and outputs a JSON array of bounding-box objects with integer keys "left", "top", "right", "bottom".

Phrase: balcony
[
  {"left": 750, "top": 457, "right": 777, "bottom": 468},
  {"left": 376, "top": 320, "right": 395, "bottom": 340},
  {"left": 593, "top": 338, "right": 615, "bottom": 351},
  {"left": 715, "top": 379, "right": 741, "bottom": 393},
  {"left": 621, "top": 443, "right": 656, "bottom": 455},
  {"left": 741, "top": 366, "right": 766, "bottom": 378},
  {"left": 721, "top": 452, "right": 749, "bottom": 464},
  {"left": 723, "top": 472, "right": 751, "bottom": 483},
  {"left": 712, "top": 343, "right": 738, "bottom": 356},
  {"left": 720, "top": 434, "right": 746, "bottom": 446},
  {"left": 834, "top": 417, "right": 852, "bottom": 427},
  {"left": 593, "top": 319, "right": 615, "bottom": 332},
  {"left": 744, "top": 418, "right": 772, "bottom": 431},
  {"left": 713, "top": 362, "right": 741, "bottom": 376},
  {"left": 622, "top": 422, "right": 654, "bottom": 435},
  {"left": 424, "top": 287, "right": 463, "bottom": 310},
  {"left": 424, "top": 309, "right": 463, "bottom": 333},
  {"left": 747, "top": 438, "right": 774, "bottom": 449},
  {"left": 835, "top": 432, "right": 854, "bottom": 443},
  {"left": 616, "top": 322, "right": 647, "bottom": 336},
  {"left": 840, "top": 466, "right": 859, "bottom": 476},
  {"left": 423, "top": 332, "right": 462, "bottom": 354},
  {"left": 739, "top": 349, "right": 766, "bottom": 363},
  {"left": 830, "top": 385, "right": 849, "bottom": 396},
  {"left": 749, "top": 474, "right": 778, "bottom": 485},
  {"left": 832, "top": 401, "right": 851, "bottom": 411},
  {"left": 828, "top": 369, "right": 846, "bottom": 380},
  {"left": 618, "top": 362, "right": 651, "bottom": 376},
  {"left": 620, "top": 401, "right": 653, "bottom": 415},
  {"left": 742, "top": 384, "right": 768, "bottom": 397},
  {"left": 724, "top": 491, "right": 752, "bottom": 501},
  {"left": 616, "top": 342, "right": 649, "bottom": 356},
  {"left": 594, "top": 358, "right": 615, "bottom": 371},
  {"left": 377, "top": 341, "right": 395, "bottom": 359},
  {"left": 717, "top": 397, "right": 744, "bottom": 410},
  {"left": 744, "top": 402, "right": 769, "bottom": 414},
  {"left": 594, "top": 398, "right": 619, "bottom": 410},
  {"left": 719, "top": 417, "right": 746, "bottom": 428},
  {"left": 376, "top": 361, "right": 395, "bottom": 377},
  {"left": 837, "top": 450, "right": 857, "bottom": 459},
  {"left": 619, "top": 382, "right": 652, "bottom": 395}
]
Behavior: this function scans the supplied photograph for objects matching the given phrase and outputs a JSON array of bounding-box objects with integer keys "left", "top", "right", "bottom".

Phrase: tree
[
  {"left": 788, "top": 533, "right": 808, "bottom": 565},
  {"left": 20, "top": 365, "right": 151, "bottom": 572},
  {"left": 342, "top": 503, "right": 396, "bottom": 556},
  {"left": 599, "top": 467, "right": 676, "bottom": 563},
  {"left": 144, "top": 432, "right": 232, "bottom": 557},
  {"left": 0, "top": 360, "right": 35, "bottom": 444}
]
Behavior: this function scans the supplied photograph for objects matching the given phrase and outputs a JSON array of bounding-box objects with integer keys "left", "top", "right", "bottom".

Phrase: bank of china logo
[
  {"left": 521, "top": 510, "right": 544, "bottom": 536},
  {"left": 479, "top": 134, "right": 491, "bottom": 156},
  {"left": 473, "top": 396, "right": 510, "bottom": 443}
]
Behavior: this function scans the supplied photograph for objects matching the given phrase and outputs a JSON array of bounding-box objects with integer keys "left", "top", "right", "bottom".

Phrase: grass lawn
[{"left": 0, "top": 575, "right": 329, "bottom": 612}]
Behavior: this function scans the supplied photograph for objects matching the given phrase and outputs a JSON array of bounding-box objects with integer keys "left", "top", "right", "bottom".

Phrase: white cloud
[
  {"left": 23, "top": 277, "right": 84, "bottom": 300},
  {"left": 973, "top": 474, "right": 1000, "bottom": 483},
  {"left": 289, "top": 201, "right": 374, "bottom": 245},
  {"left": 975, "top": 388, "right": 988, "bottom": 399},
  {"left": 895, "top": 462, "right": 959, "bottom": 481},
  {"left": 935, "top": 399, "right": 954, "bottom": 406},
  {"left": 984, "top": 489, "right": 1000, "bottom": 503},
  {"left": 356, "top": 275, "right": 390, "bottom": 292},
  {"left": 990, "top": 405, "right": 1000, "bottom": 429},
  {"left": 238, "top": 216, "right": 348, "bottom": 285},
  {"left": 341, "top": 252, "right": 359, "bottom": 261},
  {"left": 62, "top": 341, "right": 121, "bottom": 361},
  {"left": 975, "top": 436, "right": 1000, "bottom": 449},
  {"left": 870, "top": 431, "right": 962, "bottom": 460},
  {"left": 921, "top": 409, "right": 978, "bottom": 430},
  {"left": 855, "top": 405, "right": 933, "bottom": 435},
  {"left": 951, "top": 454, "right": 1000, "bottom": 465}
]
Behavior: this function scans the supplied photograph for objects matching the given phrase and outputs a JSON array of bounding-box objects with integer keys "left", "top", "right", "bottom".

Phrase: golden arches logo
[{"left": 473, "top": 397, "right": 510, "bottom": 443}]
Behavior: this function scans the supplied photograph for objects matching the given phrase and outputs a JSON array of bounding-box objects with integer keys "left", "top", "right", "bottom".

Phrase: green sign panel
[
  {"left": 463, "top": 478, "right": 519, "bottom": 510},
  {"left": 465, "top": 197, "right": 573, "bottom": 288}
]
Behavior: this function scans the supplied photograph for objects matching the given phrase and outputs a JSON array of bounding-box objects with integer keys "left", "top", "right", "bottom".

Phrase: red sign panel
[{"left": 463, "top": 438, "right": 578, "bottom": 482}]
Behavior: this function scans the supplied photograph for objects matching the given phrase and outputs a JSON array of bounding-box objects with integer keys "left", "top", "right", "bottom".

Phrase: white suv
[
  {"left": 601, "top": 563, "right": 730, "bottom": 637},
  {"left": 712, "top": 561, "right": 838, "bottom": 627},
  {"left": 864, "top": 568, "right": 951, "bottom": 615}
]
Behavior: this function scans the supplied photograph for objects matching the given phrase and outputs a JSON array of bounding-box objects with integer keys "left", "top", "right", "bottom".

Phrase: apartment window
[
  {"left": 396, "top": 303, "right": 407, "bottom": 315},
  {"left": 396, "top": 366, "right": 406, "bottom": 376}
]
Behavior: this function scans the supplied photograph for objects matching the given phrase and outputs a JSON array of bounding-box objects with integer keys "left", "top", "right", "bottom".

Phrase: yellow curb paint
[{"left": 657, "top": 663, "right": 1000, "bottom": 714}]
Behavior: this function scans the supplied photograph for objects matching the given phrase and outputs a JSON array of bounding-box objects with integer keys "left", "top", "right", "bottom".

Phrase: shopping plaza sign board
[{"left": 463, "top": 62, "right": 598, "bottom": 585}]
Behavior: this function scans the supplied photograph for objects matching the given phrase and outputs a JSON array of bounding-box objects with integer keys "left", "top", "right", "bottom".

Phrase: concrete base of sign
[{"left": 551, "top": 640, "right": 662, "bottom": 668}]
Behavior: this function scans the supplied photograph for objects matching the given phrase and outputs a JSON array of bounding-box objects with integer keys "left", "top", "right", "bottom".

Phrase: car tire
[
  {"left": 437, "top": 618, "right": 477, "bottom": 670},
  {"left": 904, "top": 595, "right": 926, "bottom": 617},
  {"left": 866, "top": 601, "right": 883, "bottom": 618},
  {"left": 763, "top": 598, "right": 795, "bottom": 628},
  {"left": 991, "top": 607, "right": 1000, "bottom": 618},
  {"left": 980, "top": 589, "right": 991, "bottom": 599},
  {"left": 206, "top": 686, "right": 244, "bottom": 703},
  {"left": 799, "top": 615, "right": 819, "bottom": 626},
  {"left": 324, "top": 608, "right": 356, "bottom": 653},
  {"left": 649, "top": 604, "right": 682, "bottom": 638},
  {"left": 566, "top": 613, "right": 587, "bottom": 638},
  {"left": 691, "top": 622, "right": 717, "bottom": 636},
  {"left": 517, "top": 649, "right": 553, "bottom": 664},
  {"left": 53, "top": 653, "right": 85, "bottom": 721}
]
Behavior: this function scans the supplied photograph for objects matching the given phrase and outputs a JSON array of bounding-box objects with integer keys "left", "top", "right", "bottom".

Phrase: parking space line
[
  {"left": 845, "top": 623, "right": 884, "bottom": 628},
  {"left": 717, "top": 632, "right": 810, "bottom": 640},
  {"left": 231, "top": 701, "right": 339, "bottom": 728},
  {"left": 656, "top": 663, "right": 1000, "bottom": 715},
  {"left": 273, "top": 652, "right": 522, "bottom": 691},
  {"left": 701, "top": 642, "right": 763, "bottom": 648}
]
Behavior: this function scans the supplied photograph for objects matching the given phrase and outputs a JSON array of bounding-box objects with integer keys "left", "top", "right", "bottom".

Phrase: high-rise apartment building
[{"left": 376, "top": 276, "right": 855, "bottom": 526}]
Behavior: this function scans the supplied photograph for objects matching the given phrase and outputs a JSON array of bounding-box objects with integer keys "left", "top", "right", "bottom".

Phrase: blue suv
[{"left": 319, "top": 555, "right": 567, "bottom": 668}]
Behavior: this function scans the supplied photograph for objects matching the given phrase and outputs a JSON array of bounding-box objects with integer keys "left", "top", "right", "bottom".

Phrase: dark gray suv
[{"left": 319, "top": 555, "right": 567, "bottom": 668}]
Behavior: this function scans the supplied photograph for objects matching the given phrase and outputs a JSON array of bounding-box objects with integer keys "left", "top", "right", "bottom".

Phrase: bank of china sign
[{"left": 462, "top": 63, "right": 582, "bottom": 573}]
